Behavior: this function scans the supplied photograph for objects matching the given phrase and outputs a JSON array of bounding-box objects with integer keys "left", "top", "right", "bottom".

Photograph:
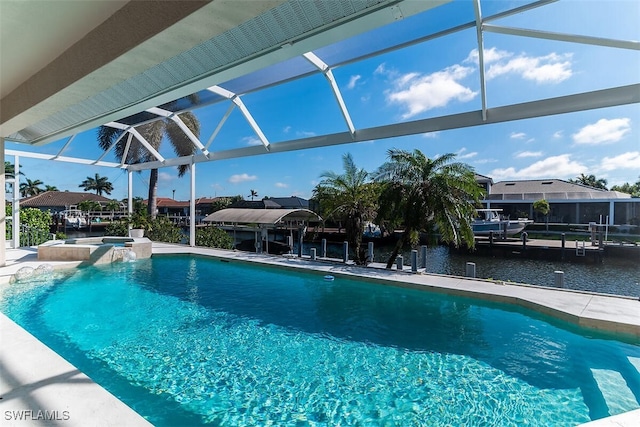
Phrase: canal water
[{"left": 306, "top": 242, "right": 640, "bottom": 299}]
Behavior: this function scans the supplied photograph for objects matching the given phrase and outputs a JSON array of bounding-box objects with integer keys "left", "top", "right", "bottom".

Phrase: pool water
[{"left": 1, "top": 255, "right": 639, "bottom": 426}]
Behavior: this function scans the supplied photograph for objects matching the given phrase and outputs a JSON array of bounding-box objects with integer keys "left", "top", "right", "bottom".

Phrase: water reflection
[{"left": 306, "top": 243, "right": 640, "bottom": 298}]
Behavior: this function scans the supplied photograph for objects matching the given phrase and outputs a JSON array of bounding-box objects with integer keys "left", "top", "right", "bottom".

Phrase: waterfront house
[
  {"left": 19, "top": 191, "right": 113, "bottom": 214},
  {"left": 482, "top": 179, "right": 638, "bottom": 226}
]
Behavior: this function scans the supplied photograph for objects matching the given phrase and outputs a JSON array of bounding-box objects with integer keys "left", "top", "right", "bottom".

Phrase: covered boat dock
[{"left": 203, "top": 208, "right": 322, "bottom": 255}]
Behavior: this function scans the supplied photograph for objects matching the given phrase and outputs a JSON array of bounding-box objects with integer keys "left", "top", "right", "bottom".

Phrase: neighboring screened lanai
[{"left": 1, "top": 0, "right": 638, "bottom": 264}]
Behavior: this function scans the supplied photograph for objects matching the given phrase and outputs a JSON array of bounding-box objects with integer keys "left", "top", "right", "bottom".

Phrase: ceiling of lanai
[{"left": 1, "top": 0, "right": 638, "bottom": 172}]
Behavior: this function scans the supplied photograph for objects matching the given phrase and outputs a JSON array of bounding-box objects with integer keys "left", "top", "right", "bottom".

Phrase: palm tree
[
  {"left": 571, "top": 173, "right": 608, "bottom": 190},
  {"left": 313, "top": 153, "right": 379, "bottom": 264},
  {"left": 19, "top": 178, "right": 44, "bottom": 197},
  {"left": 374, "top": 149, "right": 485, "bottom": 269},
  {"left": 248, "top": 189, "right": 259, "bottom": 201},
  {"left": 45, "top": 185, "right": 58, "bottom": 191},
  {"left": 105, "top": 200, "right": 122, "bottom": 220},
  {"left": 4, "top": 161, "right": 24, "bottom": 179},
  {"left": 98, "top": 98, "right": 200, "bottom": 218},
  {"left": 79, "top": 173, "right": 114, "bottom": 195}
]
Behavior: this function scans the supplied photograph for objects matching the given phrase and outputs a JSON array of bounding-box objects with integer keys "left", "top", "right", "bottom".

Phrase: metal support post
[
  {"left": 466, "top": 262, "right": 476, "bottom": 278},
  {"left": 411, "top": 250, "right": 418, "bottom": 273},
  {"left": 554, "top": 271, "right": 565, "bottom": 288},
  {"left": 343, "top": 241, "right": 349, "bottom": 263}
]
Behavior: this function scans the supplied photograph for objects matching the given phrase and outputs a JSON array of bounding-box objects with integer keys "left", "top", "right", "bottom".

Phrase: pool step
[
  {"left": 578, "top": 349, "right": 640, "bottom": 420},
  {"left": 590, "top": 368, "right": 638, "bottom": 416},
  {"left": 587, "top": 352, "right": 640, "bottom": 417}
]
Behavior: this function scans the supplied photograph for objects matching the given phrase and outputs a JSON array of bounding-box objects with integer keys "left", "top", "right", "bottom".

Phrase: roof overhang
[
  {"left": 1, "top": 0, "right": 638, "bottom": 173},
  {"left": 1, "top": 0, "right": 446, "bottom": 145}
]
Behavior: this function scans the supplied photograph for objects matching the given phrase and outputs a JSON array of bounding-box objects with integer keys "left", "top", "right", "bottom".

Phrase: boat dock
[{"left": 468, "top": 235, "right": 639, "bottom": 263}]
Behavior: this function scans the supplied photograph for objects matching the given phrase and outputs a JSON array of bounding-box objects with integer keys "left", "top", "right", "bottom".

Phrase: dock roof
[{"left": 203, "top": 208, "right": 321, "bottom": 225}]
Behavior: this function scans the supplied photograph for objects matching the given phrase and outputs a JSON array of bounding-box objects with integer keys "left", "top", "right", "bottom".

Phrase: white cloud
[
  {"left": 465, "top": 47, "right": 511, "bottom": 65},
  {"left": 490, "top": 154, "right": 586, "bottom": 180},
  {"left": 242, "top": 136, "right": 263, "bottom": 146},
  {"left": 158, "top": 171, "right": 174, "bottom": 182},
  {"left": 474, "top": 158, "right": 498, "bottom": 164},
  {"left": 600, "top": 151, "right": 640, "bottom": 171},
  {"left": 486, "top": 52, "right": 573, "bottom": 84},
  {"left": 456, "top": 147, "right": 477, "bottom": 160},
  {"left": 386, "top": 64, "right": 477, "bottom": 118},
  {"left": 553, "top": 131, "right": 563, "bottom": 139},
  {"left": 228, "top": 173, "right": 257, "bottom": 184},
  {"left": 347, "top": 74, "right": 361, "bottom": 89},
  {"left": 572, "top": 118, "right": 631, "bottom": 145},
  {"left": 515, "top": 151, "right": 543, "bottom": 158},
  {"left": 422, "top": 132, "right": 439, "bottom": 139},
  {"left": 275, "top": 182, "right": 289, "bottom": 188},
  {"left": 283, "top": 126, "right": 291, "bottom": 134},
  {"left": 296, "top": 130, "right": 316, "bottom": 138},
  {"left": 510, "top": 132, "right": 526, "bottom": 139},
  {"left": 374, "top": 63, "right": 387, "bottom": 75}
]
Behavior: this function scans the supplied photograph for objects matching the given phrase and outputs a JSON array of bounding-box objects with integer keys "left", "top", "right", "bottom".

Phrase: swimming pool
[{"left": 1, "top": 255, "right": 639, "bottom": 426}]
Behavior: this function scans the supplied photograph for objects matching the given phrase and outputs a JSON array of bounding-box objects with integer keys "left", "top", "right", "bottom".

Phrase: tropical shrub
[
  {"left": 195, "top": 225, "right": 233, "bottom": 249},
  {"left": 20, "top": 207, "right": 52, "bottom": 230},
  {"left": 104, "top": 220, "right": 129, "bottom": 237},
  {"left": 146, "top": 217, "right": 183, "bottom": 243},
  {"left": 4, "top": 207, "right": 53, "bottom": 246}
]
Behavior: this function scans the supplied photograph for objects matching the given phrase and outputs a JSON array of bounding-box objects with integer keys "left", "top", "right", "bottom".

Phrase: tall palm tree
[
  {"left": 248, "top": 189, "right": 259, "bottom": 201},
  {"left": 313, "top": 153, "right": 379, "bottom": 264},
  {"left": 97, "top": 99, "right": 200, "bottom": 218},
  {"left": 79, "top": 173, "right": 114, "bottom": 195},
  {"left": 374, "top": 149, "right": 485, "bottom": 268},
  {"left": 4, "top": 161, "right": 24, "bottom": 179},
  {"left": 19, "top": 178, "right": 45, "bottom": 197}
]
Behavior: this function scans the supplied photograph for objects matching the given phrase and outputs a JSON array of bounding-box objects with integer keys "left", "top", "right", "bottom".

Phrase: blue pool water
[{"left": 1, "top": 255, "right": 639, "bottom": 426}]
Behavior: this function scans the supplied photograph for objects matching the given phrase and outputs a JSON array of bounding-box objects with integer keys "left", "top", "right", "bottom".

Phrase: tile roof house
[{"left": 19, "top": 191, "right": 113, "bottom": 213}]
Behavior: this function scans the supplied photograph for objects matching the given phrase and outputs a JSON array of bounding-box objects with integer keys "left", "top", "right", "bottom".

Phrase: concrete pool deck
[{"left": 1, "top": 243, "right": 638, "bottom": 426}]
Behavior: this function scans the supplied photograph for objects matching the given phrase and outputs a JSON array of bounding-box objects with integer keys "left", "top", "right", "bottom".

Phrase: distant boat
[
  {"left": 363, "top": 222, "right": 381, "bottom": 238},
  {"left": 62, "top": 209, "right": 88, "bottom": 229},
  {"left": 473, "top": 209, "right": 532, "bottom": 236}
]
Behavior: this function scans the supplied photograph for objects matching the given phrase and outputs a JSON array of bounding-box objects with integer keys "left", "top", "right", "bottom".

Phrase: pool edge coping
[{"left": 0, "top": 312, "right": 153, "bottom": 427}]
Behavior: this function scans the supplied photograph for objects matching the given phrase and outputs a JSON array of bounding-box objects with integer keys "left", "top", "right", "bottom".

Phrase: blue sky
[{"left": 7, "top": 0, "right": 640, "bottom": 202}]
